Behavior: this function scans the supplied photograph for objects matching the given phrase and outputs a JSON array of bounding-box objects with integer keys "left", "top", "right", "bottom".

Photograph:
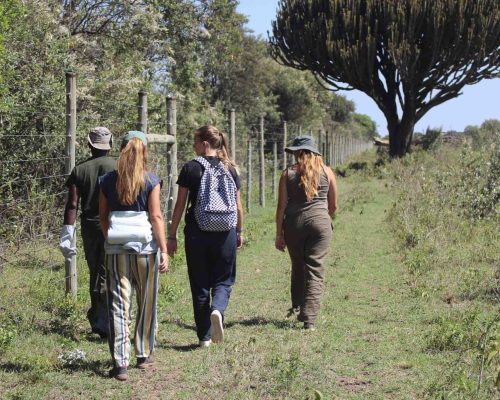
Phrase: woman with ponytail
[
  {"left": 275, "top": 136, "right": 337, "bottom": 331},
  {"left": 168, "top": 125, "right": 243, "bottom": 347},
  {"left": 98, "top": 131, "right": 168, "bottom": 381}
]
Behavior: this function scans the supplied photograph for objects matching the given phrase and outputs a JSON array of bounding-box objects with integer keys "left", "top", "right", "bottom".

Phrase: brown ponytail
[{"left": 195, "top": 125, "right": 238, "bottom": 172}]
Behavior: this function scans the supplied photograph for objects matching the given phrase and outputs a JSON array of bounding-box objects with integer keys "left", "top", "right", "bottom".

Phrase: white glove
[{"left": 59, "top": 225, "right": 77, "bottom": 260}]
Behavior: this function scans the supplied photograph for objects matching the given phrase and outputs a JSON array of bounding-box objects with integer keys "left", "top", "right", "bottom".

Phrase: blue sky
[{"left": 237, "top": 0, "right": 500, "bottom": 134}]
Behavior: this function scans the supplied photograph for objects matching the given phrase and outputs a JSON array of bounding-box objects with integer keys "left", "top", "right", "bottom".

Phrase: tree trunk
[{"left": 388, "top": 117, "right": 415, "bottom": 158}]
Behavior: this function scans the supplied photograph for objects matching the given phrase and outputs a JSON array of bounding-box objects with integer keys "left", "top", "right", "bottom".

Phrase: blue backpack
[{"left": 194, "top": 157, "right": 237, "bottom": 232}]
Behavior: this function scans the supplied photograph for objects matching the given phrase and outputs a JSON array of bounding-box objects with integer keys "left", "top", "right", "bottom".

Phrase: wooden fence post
[
  {"left": 325, "top": 130, "right": 330, "bottom": 165},
  {"left": 335, "top": 134, "right": 339, "bottom": 166},
  {"left": 138, "top": 89, "right": 148, "bottom": 134},
  {"left": 166, "top": 95, "right": 177, "bottom": 226},
  {"left": 259, "top": 115, "right": 265, "bottom": 207},
  {"left": 65, "top": 71, "right": 77, "bottom": 297},
  {"left": 282, "top": 120, "right": 287, "bottom": 169},
  {"left": 318, "top": 129, "right": 322, "bottom": 159},
  {"left": 230, "top": 108, "right": 236, "bottom": 163},
  {"left": 272, "top": 140, "right": 277, "bottom": 201},
  {"left": 332, "top": 135, "right": 337, "bottom": 166},
  {"left": 246, "top": 139, "right": 252, "bottom": 213}
]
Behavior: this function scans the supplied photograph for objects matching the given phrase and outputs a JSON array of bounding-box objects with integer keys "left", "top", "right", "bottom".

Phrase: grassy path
[{"left": 0, "top": 176, "right": 438, "bottom": 399}]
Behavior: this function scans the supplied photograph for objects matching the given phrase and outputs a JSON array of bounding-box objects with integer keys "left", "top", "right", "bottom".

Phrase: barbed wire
[
  {"left": 11, "top": 174, "right": 68, "bottom": 182},
  {"left": 0, "top": 134, "right": 65, "bottom": 138},
  {"left": 1, "top": 97, "right": 373, "bottom": 287},
  {"left": 1, "top": 157, "right": 69, "bottom": 163},
  {"left": 0, "top": 191, "right": 66, "bottom": 209}
]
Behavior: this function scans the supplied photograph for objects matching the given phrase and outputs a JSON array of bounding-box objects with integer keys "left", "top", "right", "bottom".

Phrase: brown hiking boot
[
  {"left": 110, "top": 366, "right": 128, "bottom": 381},
  {"left": 137, "top": 354, "right": 154, "bottom": 369}
]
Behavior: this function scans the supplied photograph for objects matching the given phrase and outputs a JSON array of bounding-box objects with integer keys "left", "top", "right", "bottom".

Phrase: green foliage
[
  {"left": 389, "top": 135, "right": 500, "bottom": 396},
  {"left": 0, "top": 325, "right": 16, "bottom": 354},
  {"left": 465, "top": 120, "right": 500, "bottom": 150},
  {"left": 352, "top": 113, "right": 377, "bottom": 139},
  {"left": 427, "top": 312, "right": 481, "bottom": 352},
  {"left": 47, "top": 296, "right": 85, "bottom": 340},
  {"left": 328, "top": 95, "right": 355, "bottom": 123},
  {"left": 456, "top": 145, "right": 500, "bottom": 221},
  {"left": 158, "top": 277, "right": 184, "bottom": 304},
  {"left": 419, "top": 127, "right": 442, "bottom": 151},
  {"left": 269, "top": 350, "right": 303, "bottom": 389},
  {"left": 270, "top": 0, "right": 500, "bottom": 156}
]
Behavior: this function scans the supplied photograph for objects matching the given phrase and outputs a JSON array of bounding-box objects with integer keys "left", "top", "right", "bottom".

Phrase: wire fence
[{"left": 0, "top": 73, "right": 373, "bottom": 290}]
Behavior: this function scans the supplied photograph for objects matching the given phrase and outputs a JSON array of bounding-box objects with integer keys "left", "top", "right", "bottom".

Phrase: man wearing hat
[{"left": 60, "top": 127, "right": 116, "bottom": 338}]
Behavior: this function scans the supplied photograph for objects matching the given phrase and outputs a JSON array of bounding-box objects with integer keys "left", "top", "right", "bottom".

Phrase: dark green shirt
[{"left": 65, "top": 156, "right": 116, "bottom": 224}]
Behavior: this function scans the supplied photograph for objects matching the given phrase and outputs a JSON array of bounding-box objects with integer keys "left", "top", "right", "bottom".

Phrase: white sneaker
[
  {"left": 210, "top": 310, "right": 224, "bottom": 344},
  {"left": 199, "top": 339, "right": 211, "bottom": 348}
]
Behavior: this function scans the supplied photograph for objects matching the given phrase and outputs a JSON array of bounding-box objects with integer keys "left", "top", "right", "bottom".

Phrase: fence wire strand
[{"left": 1, "top": 92, "right": 373, "bottom": 292}]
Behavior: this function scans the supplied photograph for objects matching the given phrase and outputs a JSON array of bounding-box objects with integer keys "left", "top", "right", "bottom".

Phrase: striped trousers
[{"left": 106, "top": 253, "right": 159, "bottom": 368}]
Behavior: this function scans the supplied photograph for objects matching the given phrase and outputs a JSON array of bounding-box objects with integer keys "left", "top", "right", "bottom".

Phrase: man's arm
[
  {"left": 59, "top": 184, "right": 79, "bottom": 259},
  {"left": 63, "top": 184, "right": 79, "bottom": 225}
]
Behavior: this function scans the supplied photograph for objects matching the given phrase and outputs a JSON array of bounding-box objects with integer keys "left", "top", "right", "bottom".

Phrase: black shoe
[
  {"left": 91, "top": 327, "right": 108, "bottom": 339},
  {"left": 303, "top": 322, "right": 316, "bottom": 331},
  {"left": 109, "top": 366, "right": 128, "bottom": 381},
  {"left": 137, "top": 354, "right": 154, "bottom": 369}
]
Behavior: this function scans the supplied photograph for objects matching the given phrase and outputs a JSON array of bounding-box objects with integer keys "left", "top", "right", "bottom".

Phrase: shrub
[{"left": 0, "top": 325, "right": 16, "bottom": 353}]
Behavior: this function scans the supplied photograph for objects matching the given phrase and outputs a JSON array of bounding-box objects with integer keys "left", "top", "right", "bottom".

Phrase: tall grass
[{"left": 388, "top": 137, "right": 500, "bottom": 398}]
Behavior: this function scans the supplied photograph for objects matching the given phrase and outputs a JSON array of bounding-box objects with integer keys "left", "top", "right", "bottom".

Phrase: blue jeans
[{"left": 184, "top": 223, "right": 237, "bottom": 341}]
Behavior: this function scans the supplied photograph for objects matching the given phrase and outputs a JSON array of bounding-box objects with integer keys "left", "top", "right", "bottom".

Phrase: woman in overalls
[{"left": 275, "top": 136, "right": 338, "bottom": 331}]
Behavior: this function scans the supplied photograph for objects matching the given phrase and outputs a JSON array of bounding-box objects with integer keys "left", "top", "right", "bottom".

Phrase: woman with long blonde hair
[
  {"left": 99, "top": 131, "right": 168, "bottom": 381},
  {"left": 168, "top": 125, "right": 243, "bottom": 347},
  {"left": 275, "top": 136, "right": 337, "bottom": 331}
]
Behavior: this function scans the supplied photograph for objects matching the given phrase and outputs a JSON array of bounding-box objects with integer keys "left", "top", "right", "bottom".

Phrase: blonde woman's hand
[
  {"left": 275, "top": 234, "right": 286, "bottom": 252},
  {"left": 159, "top": 251, "right": 169, "bottom": 273}
]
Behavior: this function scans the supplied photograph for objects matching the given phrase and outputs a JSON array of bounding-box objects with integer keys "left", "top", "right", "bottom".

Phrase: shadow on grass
[
  {"left": 0, "top": 362, "right": 33, "bottom": 373},
  {"left": 162, "top": 316, "right": 296, "bottom": 331},
  {"left": 60, "top": 359, "right": 110, "bottom": 377},
  {"left": 160, "top": 318, "right": 196, "bottom": 332},
  {"left": 159, "top": 343, "right": 200, "bottom": 352},
  {"left": 0, "top": 360, "right": 111, "bottom": 378},
  {"left": 226, "top": 317, "right": 296, "bottom": 330}
]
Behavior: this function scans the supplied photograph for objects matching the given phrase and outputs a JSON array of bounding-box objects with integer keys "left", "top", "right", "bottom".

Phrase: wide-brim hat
[
  {"left": 87, "top": 127, "right": 112, "bottom": 150},
  {"left": 284, "top": 136, "right": 321, "bottom": 155}
]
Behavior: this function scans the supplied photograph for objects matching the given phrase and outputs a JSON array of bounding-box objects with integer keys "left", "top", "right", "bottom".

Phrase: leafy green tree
[
  {"left": 352, "top": 113, "right": 377, "bottom": 139},
  {"left": 328, "top": 95, "right": 355, "bottom": 124},
  {"left": 0, "top": 0, "right": 24, "bottom": 97},
  {"left": 270, "top": 0, "right": 500, "bottom": 157},
  {"left": 273, "top": 68, "right": 326, "bottom": 127}
]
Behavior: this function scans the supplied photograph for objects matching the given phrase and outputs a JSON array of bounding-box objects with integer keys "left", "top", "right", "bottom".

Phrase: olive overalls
[{"left": 283, "top": 168, "right": 332, "bottom": 324}]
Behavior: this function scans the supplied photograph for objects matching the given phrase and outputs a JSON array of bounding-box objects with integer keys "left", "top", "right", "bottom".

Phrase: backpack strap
[
  {"left": 194, "top": 156, "right": 211, "bottom": 170},
  {"left": 194, "top": 156, "right": 226, "bottom": 170}
]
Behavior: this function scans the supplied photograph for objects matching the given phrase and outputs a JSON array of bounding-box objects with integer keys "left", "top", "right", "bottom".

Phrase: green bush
[
  {"left": 0, "top": 325, "right": 16, "bottom": 353},
  {"left": 389, "top": 134, "right": 499, "bottom": 397}
]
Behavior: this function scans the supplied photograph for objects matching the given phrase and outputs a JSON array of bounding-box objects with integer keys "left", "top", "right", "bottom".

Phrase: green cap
[{"left": 121, "top": 131, "right": 147, "bottom": 148}]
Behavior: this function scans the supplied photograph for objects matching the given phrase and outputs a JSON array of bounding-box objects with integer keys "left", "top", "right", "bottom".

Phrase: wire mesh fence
[{"left": 0, "top": 73, "right": 373, "bottom": 290}]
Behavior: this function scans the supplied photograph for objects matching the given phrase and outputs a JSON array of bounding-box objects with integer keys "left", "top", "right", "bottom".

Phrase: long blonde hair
[
  {"left": 116, "top": 138, "right": 148, "bottom": 205},
  {"left": 196, "top": 125, "right": 238, "bottom": 171},
  {"left": 295, "top": 150, "right": 324, "bottom": 202}
]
